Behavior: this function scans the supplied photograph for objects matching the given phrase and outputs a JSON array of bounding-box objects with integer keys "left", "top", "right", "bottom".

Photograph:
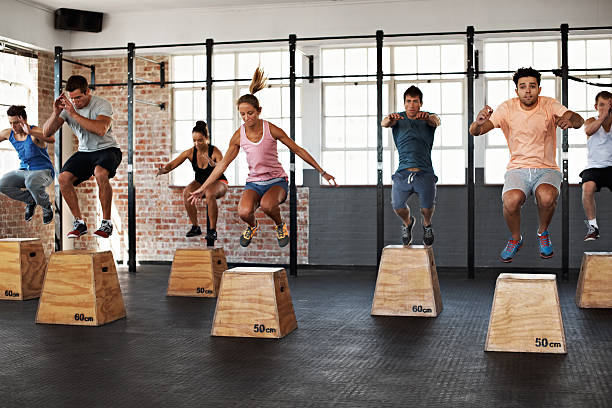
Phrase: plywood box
[
  {"left": 485, "top": 273, "right": 566, "bottom": 354},
  {"left": 36, "top": 250, "right": 126, "bottom": 326},
  {"left": 576, "top": 252, "right": 612, "bottom": 308},
  {"left": 0, "top": 238, "right": 46, "bottom": 301},
  {"left": 371, "top": 245, "right": 442, "bottom": 317},
  {"left": 211, "top": 267, "right": 297, "bottom": 338},
  {"left": 167, "top": 248, "right": 227, "bottom": 297}
]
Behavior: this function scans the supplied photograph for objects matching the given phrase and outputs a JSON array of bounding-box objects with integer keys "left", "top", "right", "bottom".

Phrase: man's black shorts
[
  {"left": 579, "top": 166, "right": 612, "bottom": 192},
  {"left": 61, "top": 147, "right": 122, "bottom": 186}
]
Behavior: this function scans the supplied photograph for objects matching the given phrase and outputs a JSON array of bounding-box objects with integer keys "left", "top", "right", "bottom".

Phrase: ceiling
[{"left": 27, "top": 0, "right": 397, "bottom": 13}]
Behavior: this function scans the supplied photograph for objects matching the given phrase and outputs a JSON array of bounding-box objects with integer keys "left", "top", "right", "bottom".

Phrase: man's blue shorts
[{"left": 391, "top": 169, "right": 437, "bottom": 210}]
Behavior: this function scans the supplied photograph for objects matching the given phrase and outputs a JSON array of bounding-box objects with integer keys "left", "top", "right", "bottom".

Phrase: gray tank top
[{"left": 586, "top": 124, "right": 612, "bottom": 169}]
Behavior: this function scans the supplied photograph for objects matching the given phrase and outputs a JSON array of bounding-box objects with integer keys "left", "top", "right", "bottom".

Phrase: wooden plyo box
[
  {"left": 211, "top": 267, "right": 297, "bottom": 338},
  {"left": 485, "top": 273, "right": 566, "bottom": 354},
  {"left": 0, "top": 238, "right": 46, "bottom": 301},
  {"left": 576, "top": 252, "right": 612, "bottom": 308},
  {"left": 167, "top": 248, "right": 227, "bottom": 297},
  {"left": 36, "top": 250, "right": 126, "bottom": 326},
  {"left": 371, "top": 245, "right": 442, "bottom": 317}
]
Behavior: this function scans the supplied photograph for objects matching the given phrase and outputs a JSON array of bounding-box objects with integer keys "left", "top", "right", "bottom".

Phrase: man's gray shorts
[{"left": 502, "top": 168, "right": 562, "bottom": 202}]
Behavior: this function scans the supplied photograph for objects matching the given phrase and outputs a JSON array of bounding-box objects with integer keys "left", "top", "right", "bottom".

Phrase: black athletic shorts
[
  {"left": 61, "top": 147, "right": 123, "bottom": 186},
  {"left": 579, "top": 166, "right": 612, "bottom": 192}
]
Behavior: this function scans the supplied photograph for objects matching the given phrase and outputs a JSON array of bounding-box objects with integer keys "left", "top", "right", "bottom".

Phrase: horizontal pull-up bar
[
  {"left": 298, "top": 34, "right": 376, "bottom": 42},
  {"left": 135, "top": 55, "right": 162, "bottom": 65},
  {"left": 474, "top": 28, "right": 559, "bottom": 34},
  {"left": 569, "top": 25, "right": 612, "bottom": 31},
  {"left": 63, "top": 58, "right": 94, "bottom": 69},
  {"left": 134, "top": 99, "right": 165, "bottom": 110},
  {"left": 215, "top": 38, "right": 287, "bottom": 46},
  {"left": 63, "top": 46, "right": 127, "bottom": 52},
  {"left": 385, "top": 31, "right": 466, "bottom": 38}
]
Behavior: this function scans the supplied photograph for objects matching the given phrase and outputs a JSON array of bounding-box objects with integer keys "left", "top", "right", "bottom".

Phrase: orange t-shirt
[{"left": 489, "top": 96, "right": 568, "bottom": 170}]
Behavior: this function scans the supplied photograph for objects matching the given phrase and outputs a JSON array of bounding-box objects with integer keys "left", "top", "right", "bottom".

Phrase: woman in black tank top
[{"left": 156, "top": 121, "right": 228, "bottom": 240}]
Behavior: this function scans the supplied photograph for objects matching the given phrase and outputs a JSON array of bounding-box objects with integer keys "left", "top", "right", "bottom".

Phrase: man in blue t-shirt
[
  {"left": 381, "top": 86, "right": 440, "bottom": 246},
  {"left": 0, "top": 105, "right": 55, "bottom": 224}
]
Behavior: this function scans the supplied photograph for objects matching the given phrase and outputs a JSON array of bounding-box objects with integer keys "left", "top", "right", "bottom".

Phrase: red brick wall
[
  {"left": 0, "top": 51, "right": 55, "bottom": 257},
  {"left": 68, "top": 55, "right": 309, "bottom": 264}
]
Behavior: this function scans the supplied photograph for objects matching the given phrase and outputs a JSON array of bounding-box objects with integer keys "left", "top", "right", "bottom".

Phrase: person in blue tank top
[
  {"left": 381, "top": 86, "right": 440, "bottom": 247},
  {"left": 0, "top": 105, "right": 55, "bottom": 224}
]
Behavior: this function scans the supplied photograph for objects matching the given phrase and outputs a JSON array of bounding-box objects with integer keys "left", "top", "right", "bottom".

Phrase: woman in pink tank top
[{"left": 190, "top": 68, "right": 336, "bottom": 248}]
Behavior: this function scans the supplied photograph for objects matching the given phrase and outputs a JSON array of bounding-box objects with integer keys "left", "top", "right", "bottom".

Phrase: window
[
  {"left": 0, "top": 52, "right": 38, "bottom": 175},
  {"left": 171, "top": 51, "right": 302, "bottom": 186},
  {"left": 321, "top": 44, "right": 466, "bottom": 185},
  {"left": 393, "top": 44, "right": 466, "bottom": 185},
  {"left": 483, "top": 40, "right": 559, "bottom": 184}
]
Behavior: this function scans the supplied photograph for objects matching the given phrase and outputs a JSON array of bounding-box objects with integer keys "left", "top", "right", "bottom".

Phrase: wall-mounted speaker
[{"left": 54, "top": 8, "right": 103, "bottom": 33}]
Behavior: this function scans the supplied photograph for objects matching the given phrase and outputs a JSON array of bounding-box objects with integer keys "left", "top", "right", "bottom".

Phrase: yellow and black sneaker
[
  {"left": 275, "top": 222, "right": 289, "bottom": 247},
  {"left": 240, "top": 221, "right": 259, "bottom": 247}
]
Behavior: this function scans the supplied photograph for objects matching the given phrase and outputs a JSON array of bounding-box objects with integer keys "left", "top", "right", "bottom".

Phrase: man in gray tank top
[
  {"left": 43, "top": 75, "right": 122, "bottom": 239},
  {"left": 580, "top": 90, "right": 612, "bottom": 241}
]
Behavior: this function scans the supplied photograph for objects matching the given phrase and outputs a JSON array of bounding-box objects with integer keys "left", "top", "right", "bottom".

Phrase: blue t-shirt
[
  {"left": 391, "top": 111, "right": 437, "bottom": 174},
  {"left": 9, "top": 128, "right": 55, "bottom": 177}
]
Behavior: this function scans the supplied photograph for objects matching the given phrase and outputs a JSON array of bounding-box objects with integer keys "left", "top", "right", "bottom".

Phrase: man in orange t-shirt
[{"left": 470, "top": 67, "right": 584, "bottom": 262}]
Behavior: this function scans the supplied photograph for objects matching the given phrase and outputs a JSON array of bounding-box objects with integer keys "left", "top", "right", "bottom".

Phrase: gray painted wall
[{"left": 305, "top": 169, "right": 612, "bottom": 268}]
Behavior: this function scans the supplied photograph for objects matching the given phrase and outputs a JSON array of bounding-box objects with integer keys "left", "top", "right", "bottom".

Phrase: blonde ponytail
[{"left": 237, "top": 67, "right": 268, "bottom": 110}]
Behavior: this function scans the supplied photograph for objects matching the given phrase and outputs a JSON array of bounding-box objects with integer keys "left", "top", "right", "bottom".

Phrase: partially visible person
[
  {"left": 0, "top": 105, "right": 55, "bottom": 224},
  {"left": 580, "top": 90, "right": 612, "bottom": 241},
  {"left": 43, "top": 75, "right": 122, "bottom": 239},
  {"left": 156, "top": 120, "right": 228, "bottom": 240},
  {"left": 470, "top": 67, "right": 584, "bottom": 262}
]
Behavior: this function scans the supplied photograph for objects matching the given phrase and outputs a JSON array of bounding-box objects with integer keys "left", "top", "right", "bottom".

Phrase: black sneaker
[
  {"left": 186, "top": 225, "right": 202, "bottom": 237},
  {"left": 25, "top": 203, "right": 36, "bottom": 222},
  {"left": 423, "top": 224, "right": 434, "bottom": 246},
  {"left": 67, "top": 220, "right": 88, "bottom": 238},
  {"left": 584, "top": 221, "right": 600, "bottom": 241},
  {"left": 42, "top": 204, "right": 54, "bottom": 225},
  {"left": 240, "top": 221, "right": 259, "bottom": 247},
  {"left": 275, "top": 222, "right": 289, "bottom": 248},
  {"left": 94, "top": 220, "right": 113, "bottom": 238},
  {"left": 401, "top": 216, "right": 415, "bottom": 246},
  {"left": 205, "top": 229, "right": 217, "bottom": 242}
]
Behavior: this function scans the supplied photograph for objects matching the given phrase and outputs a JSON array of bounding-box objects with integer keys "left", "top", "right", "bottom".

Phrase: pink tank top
[{"left": 240, "top": 120, "right": 288, "bottom": 182}]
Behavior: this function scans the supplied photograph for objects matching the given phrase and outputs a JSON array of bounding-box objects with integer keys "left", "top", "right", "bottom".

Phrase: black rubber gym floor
[{"left": 1, "top": 265, "right": 611, "bottom": 407}]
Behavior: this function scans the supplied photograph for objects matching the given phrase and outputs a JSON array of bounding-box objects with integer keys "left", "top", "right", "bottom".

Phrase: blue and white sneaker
[
  {"left": 499, "top": 236, "right": 523, "bottom": 263},
  {"left": 537, "top": 230, "right": 554, "bottom": 258}
]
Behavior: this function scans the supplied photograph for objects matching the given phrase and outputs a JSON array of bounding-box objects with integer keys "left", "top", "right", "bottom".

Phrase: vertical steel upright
[
  {"left": 90, "top": 65, "right": 96, "bottom": 90},
  {"left": 127, "top": 43, "right": 137, "bottom": 272},
  {"left": 289, "top": 34, "right": 298, "bottom": 277},
  {"left": 467, "top": 26, "right": 475, "bottom": 279},
  {"left": 53, "top": 46, "right": 63, "bottom": 251},
  {"left": 560, "top": 24, "right": 569, "bottom": 281},
  {"left": 376, "top": 30, "right": 384, "bottom": 265},
  {"left": 205, "top": 38, "right": 214, "bottom": 247}
]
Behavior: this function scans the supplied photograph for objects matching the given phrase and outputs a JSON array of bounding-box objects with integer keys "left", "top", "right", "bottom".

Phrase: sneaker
[
  {"left": 186, "top": 225, "right": 202, "bottom": 237},
  {"left": 67, "top": 220, "right": 88, "bottom": 238},
  {"left": 205, "top": 229, "right": 217, "bottom": 242},
  {"left": 537, "top": 230, "right": 554, "bottom": 259},
  {"left": 94, "top": 220, "right": 113, "bottom": 238},
  {"left": 240, "top": 221, "right": 259, "bottom": 247},
  {"left": 423, "top": 224, "right": 434, "bottom": 246},
  {"left": 401, "top": 216, "right": 415, "bottom": 246},
  {"left": 499, "top": 237, "right": 523, "bottom": 263},
  {"left": 275, "top": 222, "right": 289, "bottom": 248},
  {"left": 25, "top": 203, "right": 36, "bottom": 222},
  {"left": 584, "top": 221, "right": 600, "bottom": 241},
  {"left": 42, "top": 204, "right": 54, "bottom": 225}
]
